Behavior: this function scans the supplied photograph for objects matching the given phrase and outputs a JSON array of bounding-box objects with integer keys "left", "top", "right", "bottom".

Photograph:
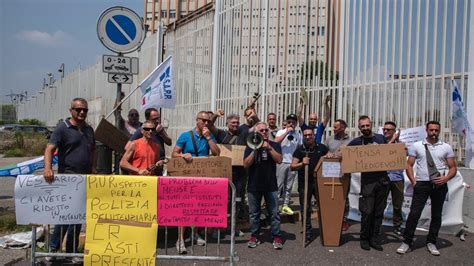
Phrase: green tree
[
  {"left": 0, "top": 105, "right": 16, "bottom": 124},
  {"left": 18, "top": 119, "right": 44, "bottom": 126}
]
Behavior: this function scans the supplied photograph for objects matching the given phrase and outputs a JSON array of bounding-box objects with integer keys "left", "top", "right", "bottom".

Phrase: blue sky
[{"left": 0, "top": 0, "right": 143, "bottom": 103}]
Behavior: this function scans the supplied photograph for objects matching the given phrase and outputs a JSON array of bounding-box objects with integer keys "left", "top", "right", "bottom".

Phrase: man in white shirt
[
  {"left": 397, "top": 121, "right": 457, "bottom": 256},
  {"left": 274, "top": 114, "right": 302, "bottom": 215}
]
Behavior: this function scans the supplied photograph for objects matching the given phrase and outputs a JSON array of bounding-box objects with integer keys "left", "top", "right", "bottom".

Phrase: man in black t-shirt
[
  {"left": 347, "top": 115, "right": 389, "bottom": 252},
  {"left": 291, "top": 128, "right": 328, "bottom": 242},
  {"left": 244, "top": 122, "right": 283, "bottom": 250}
]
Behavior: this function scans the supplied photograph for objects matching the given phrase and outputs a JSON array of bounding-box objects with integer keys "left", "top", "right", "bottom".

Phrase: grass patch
[
  {"left": 1, "top": 132, "right": 47, "bottom": 157},
  {"left": 4, "top": 148, "right": 25, "bottom": 157},
  {"left": 0, "top": 212, "right": 30, "bottom": 234}
]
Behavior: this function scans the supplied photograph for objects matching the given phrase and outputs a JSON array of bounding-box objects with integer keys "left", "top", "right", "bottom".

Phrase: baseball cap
[{"left": 286, "top": 114, "right": 297, "bottom": 121}]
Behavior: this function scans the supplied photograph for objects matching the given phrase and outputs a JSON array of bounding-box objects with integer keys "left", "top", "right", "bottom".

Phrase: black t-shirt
[
  {"left": 244, "top": 141, "right": 282, "bottom": 192},
  {"left": 215, "top": 129, "right": 246, "bottom": 145},
  {"left": 293, "top": 144, "right": 329, "bottom": 185},
  {"left": 347, "top": 134, "right": 388, "bottom": 179}
]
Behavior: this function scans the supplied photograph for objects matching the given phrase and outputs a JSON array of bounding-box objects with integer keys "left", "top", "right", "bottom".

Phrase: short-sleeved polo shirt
[
  {"left": 408, "top": 139, "right": 455, "bottom": 181},
  {"left": 48, "top": 118, "right": 95, "bottom": 174},
  {"left": 176, "top": 128, "right": 217, "bottom": 157},
  {"left": 301, "top": 122, "right": 326, "bottom": 144}
]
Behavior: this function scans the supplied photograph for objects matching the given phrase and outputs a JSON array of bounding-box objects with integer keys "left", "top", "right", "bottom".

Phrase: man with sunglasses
[
  {"left": 129, "top": 108, "right": 172, "bottom": 175},
  {"left": 382, "top": 121, "right": 404, "bottom": 237},
  {"left": 291, "top": 128, "right": 329, "bottom": 243},
  {"left": 43, "top": 98, "right": 97, "bottom": 260},
  {"left": 120, "top": 120, "right": 166, "bottom": 175},
  {"left": 244, "top": 122, "right": 283, "bottom": 249},
  {"left": 171, "top": 111, "right": 220, "bottom": 254}
]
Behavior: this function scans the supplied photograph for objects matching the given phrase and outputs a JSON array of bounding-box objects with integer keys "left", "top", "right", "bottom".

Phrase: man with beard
[
  {"left": 397, "top": 121, "right": 457, "bottom": 256},
  {"left": 347, "top": 115, "right": 389, "bottom": 251},
  {"left": 244, "top": 122, "right": 283, "bottom": 249},
  {"left": 291, "top": 128, "right": 329, "bottom": 243}
]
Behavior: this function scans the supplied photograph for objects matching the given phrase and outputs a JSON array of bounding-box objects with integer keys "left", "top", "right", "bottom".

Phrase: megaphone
[{"left": 246, "top": 132, "right": 264, "bottom": 150}]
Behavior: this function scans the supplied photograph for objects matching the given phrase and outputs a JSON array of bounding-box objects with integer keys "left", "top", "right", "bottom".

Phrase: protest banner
[
  {"left": 14, "top": 174, "right": 86, "bottom": 224},
  {"left": 158, "top": 177, "right": 228, "bottom": 228},
  {"left": 84, "top": 175, "right": 158, "bottom": 265},
  {"left": 167, "top": 157, "right": 232, "bottom": 180},
  {"left": 347, "top": 171, "right": 465, "bottom": 234},
  {"left": 217, "top": 144, "right": 246, "bottom": 166},
  {"left": 340, "top": 143, "right": 406, "bottom": 173}
]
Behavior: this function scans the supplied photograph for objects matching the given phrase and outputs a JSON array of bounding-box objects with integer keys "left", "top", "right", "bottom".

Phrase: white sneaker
[
  {"left": 396, "top": 242, "right": 411, "bottom": 254},
  {"left": 176, "top": 240, "right": 187, "bottom": 254},
  {"left": 427, "top": 243, "right": 440, "bottom": 256},
  {"left": 195, "top": 233, "right": 206, "bottom": 246}
]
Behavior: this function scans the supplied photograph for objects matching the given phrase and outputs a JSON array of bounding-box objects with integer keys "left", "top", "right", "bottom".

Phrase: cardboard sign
[
  {"left": 167, "top": 157, "right": 232, "bottom": 180},
  {"left": 157, "top": 177, "right": 228, "bottom": 228},
  {"left": 217, "top": 144, "right": 245, "bottom": 166},
  {"left": 95, "top": 118, "right": 129, "bottom": 154},
  {"left": 84, "top": 175, "right": 158, "bottom": 265},
  {"left": 340, "top": 143, "right": 406, "bottom": 173},
  {"left": 14, "top": 175, "right": 86, "bottom": 225}
]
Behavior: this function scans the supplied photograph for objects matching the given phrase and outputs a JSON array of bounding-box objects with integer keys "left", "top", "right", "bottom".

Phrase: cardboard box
[
  {"left": 95, "top": 118, "right": 129, "bottom": 154},
  {"left": 340, "top": 143, "right": 406, "bottom": 173},
  {"left": 217, "top": 144, "right": 246, "bottom": 166}
]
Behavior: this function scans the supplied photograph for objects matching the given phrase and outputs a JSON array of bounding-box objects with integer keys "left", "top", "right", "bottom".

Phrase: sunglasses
[
  {"left": 72, "top": 108, "right": 88, "bottom": 113},
  {"left": 198, "top": 118, "right": 211, "bottom": 123},
  {"left": 259, "top": 129, "right": 269, "bottom": 133},
  {"left": 382, "top": 128, "right": 395, "bottom": 131},
  {"left": 129, "top": 113, "right": 139, "bottom": 117},
  {"left": 142, "top": 127, "right": 155, "bottom": 132}
]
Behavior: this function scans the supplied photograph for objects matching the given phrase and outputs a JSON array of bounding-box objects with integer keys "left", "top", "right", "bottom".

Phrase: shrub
[{"left": 4, "top": 148, "right": 25, "bottom": 157}]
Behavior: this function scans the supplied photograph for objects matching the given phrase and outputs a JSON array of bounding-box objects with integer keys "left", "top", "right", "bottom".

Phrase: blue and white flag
[
  {"left": 0, "top": 155, "right": 58, "bottom": 177},
  {"left": 139, "top": 56, "right": 175, "bottom": 110},
  {"left": 451, "top": 79, "right": 473, "bottom": 166}
]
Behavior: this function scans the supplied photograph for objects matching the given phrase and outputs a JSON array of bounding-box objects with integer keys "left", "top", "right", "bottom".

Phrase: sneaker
[
  {"left": 176, "top": 240, "right": 187, "bottom": 254},
  {"left": 272, "top": 236, "right": 283, "bottom": 250},
  {"left": 71, "top": 257, "right": 83, "bottom": 264},
  {"left": 281, "top": 205, "right": 294, "bottom": 215},
  {"left": 393, "top": 227, "right": 403, "bottom": 237},
  {"left": 360, "top": 240, "right": 370, "bottom": 250},
  {"left": 342, "top": 221, "right": 350, "bottom": 231},
  {"left": 369, "top": 237, "right": 383, "bottom": 251},
  {"left": 426, "top": 243, "right": 440, "bottom": 256},
  {"left": 195, "top": 233, "right": 206, "bottom": 246},
  {"left": 235, "top": 229, "right": 245, "bottom": 237},
  {"left": 247, "top": 235, "right": 261, "bottom": 248},
  {"left": 396, "top": 242, "right": 411, "bottom": 254}
]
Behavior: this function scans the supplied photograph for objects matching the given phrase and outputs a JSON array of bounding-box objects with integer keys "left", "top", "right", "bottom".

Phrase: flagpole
[{"left": 105, "top": 84, "right": 141, "bottom": 120}]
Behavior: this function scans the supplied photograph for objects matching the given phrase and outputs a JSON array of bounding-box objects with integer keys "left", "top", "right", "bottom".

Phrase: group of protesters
[{"left": 43, "top": 96, "right": 458, "bottom": 260}]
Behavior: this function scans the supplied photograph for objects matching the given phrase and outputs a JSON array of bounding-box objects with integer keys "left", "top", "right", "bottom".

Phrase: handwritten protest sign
[
  {"left": 84, "top": 175, "right": 158, "bottom": 265},
  {"left": 167, "top": 157, "right": 232, "bottom": 180},
  {"left": 377, "top": 126, "right": 425, "bottom": 151},
  {"left": 340, "top": 143, "right": 406, "bottom": 173},
  {"left": 14, "top": 175, "right": 86, "bottom": 224},
  {"left": 217, "top": 144, "right": 246, "bottom": 166},
  {"left": 322, "top": 162, "right": 342, "bottom": 178},
  {"left": 158, "top": 177, "right": 228, "bottom": 228}
]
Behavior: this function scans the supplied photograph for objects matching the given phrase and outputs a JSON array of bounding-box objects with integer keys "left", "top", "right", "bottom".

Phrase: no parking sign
[{"left": 97, "top": 6, "right": 145, "bottom": 54}]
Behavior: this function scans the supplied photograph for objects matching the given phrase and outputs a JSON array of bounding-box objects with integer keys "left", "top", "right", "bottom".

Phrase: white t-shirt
[
  {"left": 276, "top": 129, "right": 302, "bottom": 163},
  {"left": 408, "top": 139, "right": 455, "bottom": 181}
]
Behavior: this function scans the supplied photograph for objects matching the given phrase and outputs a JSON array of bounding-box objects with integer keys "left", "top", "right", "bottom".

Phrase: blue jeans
[
  {"left": 49, "top": 224, "right": 81, "bottom": 253},
  {"left": 248, "top": 191, "right": 281, "bottom": 237}
]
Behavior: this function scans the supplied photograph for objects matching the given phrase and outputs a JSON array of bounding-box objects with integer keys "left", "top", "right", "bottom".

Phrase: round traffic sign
[{"left": 97, "top": 6, "right": 145, "bottom": 54}]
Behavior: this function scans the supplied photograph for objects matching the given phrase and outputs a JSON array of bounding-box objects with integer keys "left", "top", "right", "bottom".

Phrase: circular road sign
[{"left": 97, "top": 6, "right": 145, "bottom": 54}]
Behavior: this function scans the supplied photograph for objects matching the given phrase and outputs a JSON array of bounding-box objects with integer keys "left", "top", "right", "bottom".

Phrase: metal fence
[{"left": 17, "top": 0, "right": 473, "bottom": 165}]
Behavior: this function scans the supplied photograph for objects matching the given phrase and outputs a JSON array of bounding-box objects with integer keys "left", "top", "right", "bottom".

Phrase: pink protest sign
[{"left": 157, "top": 177, "right": 228, "bottom": 228}]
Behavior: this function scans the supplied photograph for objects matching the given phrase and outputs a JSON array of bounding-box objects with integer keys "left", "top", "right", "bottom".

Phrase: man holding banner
[
  {"left": 43, "top": 97, "right": 96, "bottom": 259},
  {"left": 347, "top": 115, "right": 389, "bottom": 252},
  {"left": 172, "top": 111, "right": 220, "bottom": 253},
  {"left": 397, "top": 121, "right": 457, "bottom": 256}
]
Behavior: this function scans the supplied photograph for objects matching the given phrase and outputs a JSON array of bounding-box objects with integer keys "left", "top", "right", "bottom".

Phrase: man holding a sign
[
  {"left": 397, "top": 121, "right": 457, "bottom": 256},
  {"left": 347, "top": 115, "right": 389, "bottom": 252}
]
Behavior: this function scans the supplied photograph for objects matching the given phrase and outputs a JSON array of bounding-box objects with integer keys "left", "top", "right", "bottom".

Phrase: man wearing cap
[{"left": 274, "top": 114, "right": 302, "bottom": 215}]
